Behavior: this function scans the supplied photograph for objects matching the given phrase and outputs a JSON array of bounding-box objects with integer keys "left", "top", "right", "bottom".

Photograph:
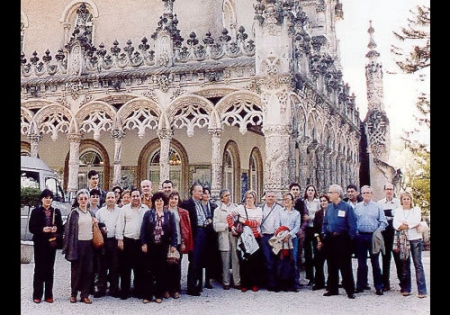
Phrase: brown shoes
[
  {"left": 80, "top": 297, "right": 92, "bottom": 304},
  {"left": 45, "top": 297, "right": 54, "bottom": 303},
  {"left": 70, "top": 296, "right": 77, "bottom": 303},
  {"left": 163, "top": 291, "right": 170, "bottom": 299},
  {"left": 172, "top": 292, "right": 180, "bottom": 299},
  {"left": 402, "top": 292, "right": 411, "bottom": 296}
]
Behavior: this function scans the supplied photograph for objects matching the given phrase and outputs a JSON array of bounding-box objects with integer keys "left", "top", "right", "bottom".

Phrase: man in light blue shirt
[{"left": 354, "top": 185, "right": 388, "bottom": 295}]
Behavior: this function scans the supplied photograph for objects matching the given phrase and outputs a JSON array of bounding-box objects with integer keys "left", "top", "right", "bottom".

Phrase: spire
[{"left": 364, "top": 20, "right": 384, "bottom": 111}]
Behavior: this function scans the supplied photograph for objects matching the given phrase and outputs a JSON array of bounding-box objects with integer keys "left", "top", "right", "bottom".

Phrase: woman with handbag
[
  {"left": 226, "top": 189, "right": 262, "bottom": 292},
  {"left": 393, "top": 191, "right": 427, "bottom": 299},
  {"left": 28, "top": 189, "right": 64, "bottom": 303},
  {"left": 140, "top": 192, "right": 178, "bottom": 304},
  {"left": 166, "top": 190, "right": 193, "bottom": 299},
  {"left": 62, "top": 189, "right": 97, "bottom": 304}
]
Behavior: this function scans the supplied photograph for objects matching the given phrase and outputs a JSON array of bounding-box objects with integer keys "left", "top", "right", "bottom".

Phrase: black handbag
[
  {"left": 233, "top": 207, "right": 248, "bottom": 237},
  {"left": 48, "top": 210, "right": 63, "bottom": 249}
]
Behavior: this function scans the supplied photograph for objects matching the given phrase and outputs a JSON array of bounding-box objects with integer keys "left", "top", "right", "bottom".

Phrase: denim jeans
[{"left": 399, "top": 239, "right": 427, "bottom": 295}]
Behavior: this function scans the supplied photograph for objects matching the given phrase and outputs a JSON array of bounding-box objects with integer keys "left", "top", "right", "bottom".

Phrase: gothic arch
[
  {"left": 222, "top": 140, "right": 241, "bottom": 202},
  {"left": 63, "top": 138, "right": 110, "bottom": 190},
  {"left": 222, "top": 0, "right": 237, "bottom": 37},
  {"left": 33, "top": 104, "right": 74, "bottom": 141},
  {"left": 61, "top": 0, "right": 99, "bottom": 23},
  {"left": 168, "top": 95, "right": 217, "bottom": 137},
  {"left": 137, "top": 138, "right": 189, "bottom": 196},
  {"left": 249, "top": 146, "right": 263, "bottom": 200},
  {"left": 116, "top": 97, "right": 162, "bottom": 139}
]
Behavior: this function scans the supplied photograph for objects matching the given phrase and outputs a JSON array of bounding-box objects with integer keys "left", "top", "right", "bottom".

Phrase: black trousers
[
  {"left": 120, "top": 237, "right": 146, "bottom": 297},
  {"left": 323, "top": 234, "right": 355, "bottom": 295},
  {"left": 33, "top": 242, "right": 57, "bottom": 300}
]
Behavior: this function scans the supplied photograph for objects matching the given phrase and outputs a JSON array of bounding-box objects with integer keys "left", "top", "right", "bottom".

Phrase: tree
[{"left": 391, "top": 4, "right": 430, "bottom": 216}]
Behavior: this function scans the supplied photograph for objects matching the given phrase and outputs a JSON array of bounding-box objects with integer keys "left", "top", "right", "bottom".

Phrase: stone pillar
[
  {"left": 308, "top": 142, "right": 319, "bottom": 186},
  {"left": 112, "top": 129, "right": 125, "bottom": 186},
  {"left": 27, "top": 133, "right": 42, "bottom": 158},
  {"left": 208, "top": 129, "right": 222, "bottom": 200},
  {"left": 316, "top": 144, "right": 326, "bottom": 193},
  {"left": 157, "top": 128, "right": 173, "bottom": 188},
  {"left": 67, "top": 133, "right": 82, "bottom": 196},
  {"left": 263, "top": 125, "right": 291, "bottom": 199},
  {"left": 297, "top": 137, "right": 310, "bottom": 188},
  {"left": 324, "top": 149, "right": 333, "bottom": 192}
]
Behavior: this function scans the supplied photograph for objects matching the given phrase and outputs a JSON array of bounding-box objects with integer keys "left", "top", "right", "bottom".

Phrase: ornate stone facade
[{"left": 21, "top": 0, "right": 381, "bottom": 202}]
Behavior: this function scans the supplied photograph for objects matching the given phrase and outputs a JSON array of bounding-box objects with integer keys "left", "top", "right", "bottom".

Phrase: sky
[{"left": 335, "top": 0, "right": 430, "bottom": 159}]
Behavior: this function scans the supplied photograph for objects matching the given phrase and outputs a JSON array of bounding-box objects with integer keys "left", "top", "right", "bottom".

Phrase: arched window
[
  {"left": 78, "top": 150, "right": 104, "bottom": 189},
  {"left": 223, "top": 150, "right": 234, "bottom": 202},
  {"left": 148, "top": 147, "right": 182, "bottom": 193}
]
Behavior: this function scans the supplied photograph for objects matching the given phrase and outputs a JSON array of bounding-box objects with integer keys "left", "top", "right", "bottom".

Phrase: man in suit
[{"left": 180, "top": 183, "right": 207, "bottom": 296}]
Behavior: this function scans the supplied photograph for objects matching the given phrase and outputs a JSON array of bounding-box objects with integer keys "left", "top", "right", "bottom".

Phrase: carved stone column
[
  {"left": 157, "top": 128, "right": 174, "bottom": 188},
  {"left": 307, "top": 142, "right": 319, "bottom": 186},
  {"left": 112, "top": 128, "right": 126, "bottom": 186},
  {"left": 324, "top": 149, "right": 333, "bottom": 192},
  {"left": 27, "top": 133, "right": 42, "bottom": 158},
  {"left": 67, "top": 133, "right": 82, "bottom": 196},
  {"left": 297, "top": 136, "right": 310, "bottom": 187},
  {"left": 263, "top": 125, "right": 290, "bottom": 198},
  {"left": 330, "top": 151, "right": 338, "bottom": 185},
  {"left": 315, "top": 144, "right": 326, "bottom": 193},
  {"left": 208, "top": 129, "right": 223, "bottom": 200}
]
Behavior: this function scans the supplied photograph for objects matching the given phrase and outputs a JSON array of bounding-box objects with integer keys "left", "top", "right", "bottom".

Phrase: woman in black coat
[
  {"left": 140, "top": 192, "right": 178, "bottom": 304},
  {"left": 28, "top": 189, "right": 63, "bottom": 303}
]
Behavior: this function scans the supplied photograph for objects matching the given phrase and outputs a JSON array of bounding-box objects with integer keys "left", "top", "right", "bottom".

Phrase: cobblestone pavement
[{"left": 21, "top": 250, "right": 430, "bottom": 315}]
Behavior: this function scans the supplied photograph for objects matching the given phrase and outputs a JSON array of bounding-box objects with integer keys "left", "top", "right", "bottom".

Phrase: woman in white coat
[{"left": 213, "top": 189, "right": 240, "bottom": 290}]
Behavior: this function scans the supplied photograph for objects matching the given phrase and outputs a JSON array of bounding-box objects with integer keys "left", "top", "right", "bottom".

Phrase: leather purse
[{"left": 92, "top": 222, "right": 104, "bottom": 249}]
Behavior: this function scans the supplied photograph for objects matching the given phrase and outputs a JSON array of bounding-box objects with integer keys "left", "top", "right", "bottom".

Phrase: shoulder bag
[
  {"left": 48, "top": 210, "right": 63, "bottom": 249},
  {"left": 92, "top": 221, "right": 105, "bottom": 249},
  {"left": 233, "top": 207, "right": 248, "bottom": 237}
]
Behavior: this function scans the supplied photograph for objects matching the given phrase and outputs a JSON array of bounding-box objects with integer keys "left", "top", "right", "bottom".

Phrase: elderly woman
[
  {"left": 28, "top": 189, "right": 64, "bottom": 303},
  {"left": 213, "top": 189, "right": 239, "bottom": 290},
  {"left": 62, "top": 189, "right": 97, "bottom": 304}
]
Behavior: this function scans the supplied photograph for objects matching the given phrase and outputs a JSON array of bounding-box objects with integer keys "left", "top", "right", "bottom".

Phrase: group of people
[{"left": 28, "top": 172, "right": 428, "bottom": 304}]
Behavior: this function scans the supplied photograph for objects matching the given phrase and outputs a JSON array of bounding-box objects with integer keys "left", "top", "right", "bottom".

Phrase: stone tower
[{"left": 363, "top": 21, "right": 401, "bottom": 200}]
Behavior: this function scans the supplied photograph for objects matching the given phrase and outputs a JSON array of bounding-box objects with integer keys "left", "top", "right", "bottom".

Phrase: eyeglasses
[
  {"left": 385, "top": 188, "right": 394, "bottom": 191},
  {"left": 307, "top": 189, "right": 315, "bottom": 191},
  {"left": 362, "top": 192, "right": 372, "bottom": 194}
]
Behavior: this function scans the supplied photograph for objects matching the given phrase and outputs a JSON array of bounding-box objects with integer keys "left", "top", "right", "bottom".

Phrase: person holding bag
[
  {"left": 226, "top": 190, "right": 262, "bottom": 292},
  {"left": 393, "top": 191, "right": 428, "bottom": 298},
  {"left": 28, "top": 189, "right": 64, "bottom": 303}
]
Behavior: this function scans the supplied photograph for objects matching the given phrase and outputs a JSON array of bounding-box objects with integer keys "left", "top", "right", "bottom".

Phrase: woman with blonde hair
[
  {"left": 393, "top": 191, "right": 427, "bottom": 298},
  {"left": 226, "top": 190, "right": 262, "bottom": 292}
]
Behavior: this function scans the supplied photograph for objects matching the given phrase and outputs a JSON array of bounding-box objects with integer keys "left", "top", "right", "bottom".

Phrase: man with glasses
[
  {"left": 354, "top": 185, "right": 388, "bottom": 296},
  {"left": 322, "top": 184, "right": 357, "bottom": 299},
  {"left": 377, "top": 183, "right": 401, "bottom": 291}
]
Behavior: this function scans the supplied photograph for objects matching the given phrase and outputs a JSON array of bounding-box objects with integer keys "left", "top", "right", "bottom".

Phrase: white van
[{"left": 21, "top": 156, "right": 72, "bottom": 240}]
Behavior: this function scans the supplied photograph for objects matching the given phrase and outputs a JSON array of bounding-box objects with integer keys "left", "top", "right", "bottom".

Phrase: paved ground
[{"left": 20, "top": 249, "right": 431, "bottom": 315}]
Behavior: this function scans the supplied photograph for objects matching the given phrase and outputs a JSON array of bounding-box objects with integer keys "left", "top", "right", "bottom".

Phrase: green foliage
[
  {"left": 21, "top": 187, "right": 41, "bottom": 208},
  {"left": 391, "top": 4, "right": 430, "bottom": 218}
]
